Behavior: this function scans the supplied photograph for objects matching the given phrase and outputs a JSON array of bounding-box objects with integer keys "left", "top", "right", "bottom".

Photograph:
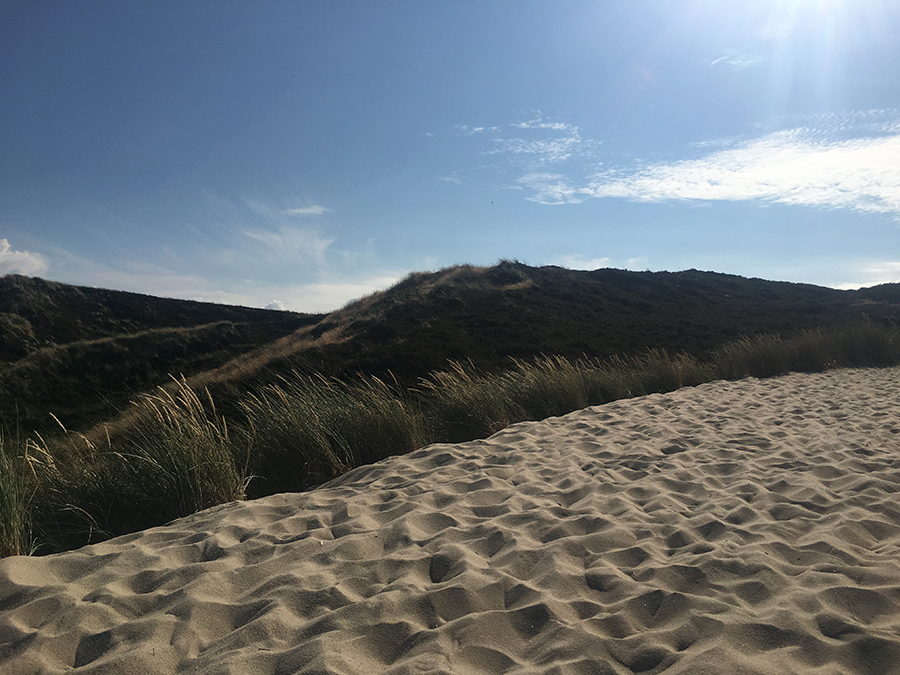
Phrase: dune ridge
[{"left": 2, "top": 367, "right": 900, "bottom": 674}]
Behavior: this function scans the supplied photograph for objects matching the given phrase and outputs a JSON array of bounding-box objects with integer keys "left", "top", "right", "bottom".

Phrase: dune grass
[
  {"left": 714, "top": 321, "right": 900, "bottom": 379},
  {"left": 121, "top": 378, "right": 249, "bottom": 518},
  {"left": 416, "top": 351, "right": 710, "bottom": 443},
  {"left": 3, "top": 320, "right": 899, "bottom": 557},
  {"left": 238, "top": 372, "right": 426, "bottom": 498},
  {"left": 0, "top": 435, "right": 33, "bottom": 557},
  {"left": 20, "top": 379, "right": 249, "bottom": 552}
]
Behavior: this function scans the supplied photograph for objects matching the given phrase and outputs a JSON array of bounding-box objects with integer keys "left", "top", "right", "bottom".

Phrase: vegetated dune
[
  {"left": 2, "top": 366, "right": 899, "bottom": 674},
  {"left": 193, "top": 262, "right": 900, "bottom": 393},
  {"left": 6, "top": 263, "right": 900, "bottom": 437},
  {"left": 0, "top": 275, "right": 317, "bottom": 434}
]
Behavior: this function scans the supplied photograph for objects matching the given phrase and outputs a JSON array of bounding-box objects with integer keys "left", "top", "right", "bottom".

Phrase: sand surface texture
[{"left": 2, "top": 367, "right": 900, "bottom": 674}]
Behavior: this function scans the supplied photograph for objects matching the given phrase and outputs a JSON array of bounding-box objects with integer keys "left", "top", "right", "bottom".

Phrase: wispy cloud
[
  {"left": 581, "top": 129, "right": 900, "bottom": 215},
  {"left": 489, "top": 133, "right": 584, "bottom": 165},
  {"left": 464, "top": 109, "right": 900, "bottom": 217},
  {"left": 0, "top": 239, "right": 49, "bottom": 276},
  {"left": 488, "top": 115, "right": 596, "bottom": 166},
  {"left": 710, "top": 53, "right": 765, "bottom": 70},
  {"left": 510, "top": 113, "right": 900, "bottom": 217},
  {"left": 439, "top": 172, "right": 462, "bottom": 185},
  {"left": 454, "top": 114, "right": 598, "bottom": 175},
  {"left": 761, "top": 109, "right": 900, "bottom": 137},
  {"left": 512, "top": 119, "right": 573, "bottom": 131},
  {"left": 517, "top": 172, "right": 589, "bottom": 205},
  {"left": 283, "top": 205, "right": 331, "bottom": 216},
  {"left": 243, "top": 226, "right": 334, "bottom": 267},
  {"left": 455, "top": 124, "right": 500, "bottom": 135},
  {"left": 243, "top": 199, "right": 331, "bottom": 219}
]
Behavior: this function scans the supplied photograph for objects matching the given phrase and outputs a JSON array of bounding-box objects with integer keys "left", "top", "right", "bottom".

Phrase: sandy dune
[{"left": 2, "top": 367, "right": 900, "bottom": 674}]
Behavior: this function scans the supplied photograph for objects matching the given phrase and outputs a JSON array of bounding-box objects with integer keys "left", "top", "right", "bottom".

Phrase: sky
[{"left": 2, "top": 0, "right": 900, "bottom": 313}]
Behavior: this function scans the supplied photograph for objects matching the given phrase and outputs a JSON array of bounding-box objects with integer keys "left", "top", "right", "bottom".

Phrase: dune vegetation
[
  {"left": 6, "top": 262, "right": 900, "bottom": 439},
  {"left": 2, "top": 319, "right": 899, "bottom": 558}
]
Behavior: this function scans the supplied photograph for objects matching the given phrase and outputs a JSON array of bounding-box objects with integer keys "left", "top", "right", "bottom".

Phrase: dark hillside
[
  {"left": 0, "top": 275, "right": 321, "bottom": 433},
  {"left": 5, "top": 264, "right": 900, "bottom": 437},
  {"left": 198, "top": 262, "right": 900, "bottom": 394},
  {"left": 0, "top": 274, "right": 319, "bottom": 363}
]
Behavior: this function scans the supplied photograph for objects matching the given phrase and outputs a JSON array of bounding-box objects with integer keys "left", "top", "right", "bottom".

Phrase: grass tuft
[
  {"left": 416, "top": 360, "right": 514, "bottom": 443},
  {"left": 714, "top": 322, "right": 900, "bottom": 379},
  {"left": 122, "top": 377, "right": 249, "bottom": 520},
  {"left": 239, "top": 371, "right": 426, "bottom": 496},
  {"left": 7, "top": 320, "right": 900, "bottom": 557},
  {"left": 0, "top": 435, "right": 33, "bottom": 557}
]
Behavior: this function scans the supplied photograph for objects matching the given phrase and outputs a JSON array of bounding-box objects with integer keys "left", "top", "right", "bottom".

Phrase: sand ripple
[{"left": 2, "top": 367, "right": 900, "bottom": 674}]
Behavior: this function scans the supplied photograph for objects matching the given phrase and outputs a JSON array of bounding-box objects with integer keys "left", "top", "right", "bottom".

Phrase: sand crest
[{"left": 2, "top": 367, "right": 900, "bottom": 674}]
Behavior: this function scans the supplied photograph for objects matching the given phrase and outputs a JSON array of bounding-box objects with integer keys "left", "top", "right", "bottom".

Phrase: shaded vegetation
[
  {"left": 5, "top": 264, "right": 900, "bottom": 437},
  {"left": 0, "top": 276, "right": 320, "bottom": 434},
  {"left": 193, "top": 262, "right": 900, "bottom": 404},
  {"left": 0, "top": 274, "right": 319, "bottom": 360},
  {"left": 4, "top": 320, "right": 900, "bottom": 557},
  {"left": 3, "top": 263, "right": 900, "bottom": 557}
]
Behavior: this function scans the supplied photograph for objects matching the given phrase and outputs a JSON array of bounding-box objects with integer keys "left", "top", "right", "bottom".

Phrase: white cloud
[
  {"left": 283, "top": 205, "right": 331, "bottom": 216},
  {"left": 241, "top": 196, "right": 330, "bottom": 219},
  {"left": 489, "top": 134, "right": 585, "bottom": 165},
  {"left": 513, "top": 118, "right": 574, "bottom": 131},
  {"left": 552, "top": 254, "right": 649, "bottom": 272},
  {"left": 710, "top": 53, "right": 766, "bottom": 69},
  {"left": 489, "top": 118, "right": 594, "bottom": 166},
  {"left": 456, "top": 125, "right": 500, "bottom": 135},
  {"left": 552, "top": 254, "right": 612, "bottom": 270},
  {"left": 265, "top": 300, "right": 286, "bottom": 311},
  {"left": 244, "top": 226, "right": 334, "bottom": 266},
  {"left": 513, "top": 120, "right": 900, "bottom": 215},
  {"left": 832, "top": 262, "right": 900, "bottom": 289},
  {"left": 456, "top": 114, "right": 598, "bottom": 170},
  {"left": 0, "top": 239, "right": 49, "bottom": 276},
  {"left": 517, "top": 172, "right": 592, "bottom": 205},
  {"left": 439, "top": 172, "right": 462, "bottom": 185},
  {"left": 764, "top": 109, "right": 900, "bottom": 137},
  {"left": 580, "top": 129, "right": 900, "bottom": 215},
  {"left": 460, "top": 110, "right": 900, "bottom": 220}
]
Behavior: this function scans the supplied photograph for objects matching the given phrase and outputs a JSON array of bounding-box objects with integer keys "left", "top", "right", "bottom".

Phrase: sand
[{"left": 2, "top": 367, "right": 900, "bottom": 675}]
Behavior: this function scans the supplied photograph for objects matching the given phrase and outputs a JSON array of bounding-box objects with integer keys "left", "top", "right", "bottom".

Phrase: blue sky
[{"left": 3, "top": 0, "right": 899, "bottom": 312}]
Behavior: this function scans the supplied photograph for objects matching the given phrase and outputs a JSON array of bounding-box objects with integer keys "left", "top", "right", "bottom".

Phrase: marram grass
[
  {"left": 125, "top": 378, "right": 248, "bottom": 518},
  {"left": 3, "top": 321, "right": 899, "bottom": 557},
  {"left": 0, "top": 435, "right": 33, "bottom": 557}
]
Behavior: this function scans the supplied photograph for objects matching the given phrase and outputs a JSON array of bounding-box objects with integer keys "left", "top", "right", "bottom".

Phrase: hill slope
[
  {"left": 0, "top": 275, "right": 320, "bottom": 433},
  {"left": 194, "top": 262, "right": 900, "bottom": 395},
  {"left": 4, "top": 263, "right": 899, "bottom": 436}
]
